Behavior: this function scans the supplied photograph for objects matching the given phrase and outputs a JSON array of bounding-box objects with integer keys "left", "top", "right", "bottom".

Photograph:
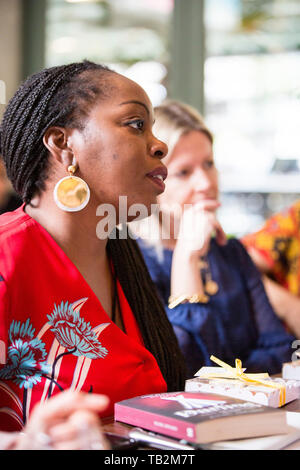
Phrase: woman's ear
[{"left": 43, "top": 126, "right": 73, "bottom": 168}]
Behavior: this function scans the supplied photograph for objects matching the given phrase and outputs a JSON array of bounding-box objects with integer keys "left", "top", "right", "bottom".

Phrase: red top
[{"left": 0, "top": 206, "right": 166, "bottom": 432}]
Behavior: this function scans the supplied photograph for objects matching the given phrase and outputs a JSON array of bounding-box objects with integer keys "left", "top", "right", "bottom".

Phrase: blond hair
[{"left": 152, "top": 100, "right": 213, "bottom": 159}]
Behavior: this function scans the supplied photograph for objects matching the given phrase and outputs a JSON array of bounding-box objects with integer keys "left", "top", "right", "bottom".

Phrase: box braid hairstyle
[{"left": 0, "top": 60, "right": 186, "bottom": 391}]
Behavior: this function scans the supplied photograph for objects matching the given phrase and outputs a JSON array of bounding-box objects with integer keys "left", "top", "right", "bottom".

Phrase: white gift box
[
  {"left": 185, "top": 367, "right": 300, "bottom": 408},
  {"left": 282, "top": 360, "right": 300, "bottom": 381}
]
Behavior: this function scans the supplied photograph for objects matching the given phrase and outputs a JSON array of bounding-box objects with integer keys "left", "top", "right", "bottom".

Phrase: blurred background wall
[
  {"left": 1, "top": 0, "right": 300, "bottom": 235},
  {"left": 0, "top": 0, "right": 22, "bottom": 106}
]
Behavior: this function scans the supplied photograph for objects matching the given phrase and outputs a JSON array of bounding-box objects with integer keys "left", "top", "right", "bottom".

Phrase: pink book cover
[{"left": 114, "top": 391, "right": 271, "bottom": 443}]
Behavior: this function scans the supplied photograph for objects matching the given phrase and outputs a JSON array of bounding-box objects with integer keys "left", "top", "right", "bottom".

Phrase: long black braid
[
  {"left": 0, "top": 61, "right": 112, "bottom": 203},
  {"left": 108, "top": 227, "right": 186, "bottom": 390},
  {"left": 0, "top": 61, "right": 186, "bottom": 391}
]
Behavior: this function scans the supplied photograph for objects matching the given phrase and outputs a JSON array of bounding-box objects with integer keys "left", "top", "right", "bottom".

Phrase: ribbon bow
[{"left": 201, "top": 356, "right": 286, "bottom": 407}]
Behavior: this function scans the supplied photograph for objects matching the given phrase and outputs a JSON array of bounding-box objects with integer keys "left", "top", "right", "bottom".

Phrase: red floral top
[
  {"left": 0, "top": 206, "right": 166, "bottom": 432},
  {"left": 242, "top": 200, "right": 300, "bottom": 295}
]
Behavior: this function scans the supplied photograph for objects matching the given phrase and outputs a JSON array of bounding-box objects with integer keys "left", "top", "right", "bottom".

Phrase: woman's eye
[
  {"left": 128, "top": 119, "right": 144, "bottom": 131},
  {"left": 174, "top": 169, "right": 189, "bottom": 178},
  {"left": 205, "top": 160, "right": 214, "bottom": 169}
]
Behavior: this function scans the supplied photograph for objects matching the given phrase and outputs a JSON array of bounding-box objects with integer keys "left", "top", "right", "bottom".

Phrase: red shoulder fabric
[{"left": 0, "top": 206, "right": 166, "bottom": 431}]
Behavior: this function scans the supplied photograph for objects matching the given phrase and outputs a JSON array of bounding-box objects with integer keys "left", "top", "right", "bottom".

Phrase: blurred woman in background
[{"left": 134, "top": 100, "right": 295, "bottom": 378}]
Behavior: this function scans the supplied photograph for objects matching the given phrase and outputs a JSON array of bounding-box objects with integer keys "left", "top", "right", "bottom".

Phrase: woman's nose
[
  {"left": 193, "top": 169, "right": 213, "bottom": 192},
  {"left": 150, "top": 136, "right": 168, "bottom": 160}
]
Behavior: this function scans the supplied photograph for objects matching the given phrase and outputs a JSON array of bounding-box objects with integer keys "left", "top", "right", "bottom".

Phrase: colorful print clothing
[
  {"left": 242, "top": 200, "right": 300, "bottom": 295},
  {"left": 0, "top": 206, "right": 166, "bottom": 432}
]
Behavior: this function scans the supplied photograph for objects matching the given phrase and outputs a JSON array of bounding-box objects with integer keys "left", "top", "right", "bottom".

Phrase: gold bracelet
[{"left": 168, "top": 293, "right": 209, "bottom": 309}]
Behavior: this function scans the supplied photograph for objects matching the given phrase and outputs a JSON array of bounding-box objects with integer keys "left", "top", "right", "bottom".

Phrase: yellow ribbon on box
[{"left": 199, "top": 355, "right": 286, "bottom": 407}]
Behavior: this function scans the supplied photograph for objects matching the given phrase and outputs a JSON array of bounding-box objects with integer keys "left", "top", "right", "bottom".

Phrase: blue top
[{"left": 138, "top": 237, "right": 295, "bottom": 377}]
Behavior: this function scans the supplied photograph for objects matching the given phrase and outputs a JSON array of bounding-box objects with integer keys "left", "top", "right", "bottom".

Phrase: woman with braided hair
[{"left": 0, "top": 61, "right": 186, "bottom": 449}]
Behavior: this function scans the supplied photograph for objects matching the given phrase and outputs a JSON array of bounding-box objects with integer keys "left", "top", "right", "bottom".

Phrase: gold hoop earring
[{"left": 53, "top": 163, "right": 90, "bottom": 212}]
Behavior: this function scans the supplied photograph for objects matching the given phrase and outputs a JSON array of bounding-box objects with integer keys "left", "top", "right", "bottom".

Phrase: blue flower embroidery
[
  {"left": 0, "top": 319, "right": 51, "bottom": 425},
  {"left": 46, "top": 300, "right": 109, "bottom": 399},
  {"left": 0, "top": 319, "right": 50, "bottom": 389},
  {"left": 47, "top": 301, "right": 108, "bottom": 359}
]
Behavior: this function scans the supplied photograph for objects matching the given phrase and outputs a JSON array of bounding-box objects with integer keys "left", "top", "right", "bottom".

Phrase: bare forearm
[
  {"left": 170, "top": 245, "right": 204, "bottom": 297},
  {"left": 169, "top": 206, "right": 226, "bottom": 298}
]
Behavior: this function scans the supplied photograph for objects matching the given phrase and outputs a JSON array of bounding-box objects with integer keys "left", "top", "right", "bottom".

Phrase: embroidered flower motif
[
  {"left": 0, "top": 319, "right": 50, "bottom": 389},
  {"left": 47, "top": 301, "right": 108, "bottom": 359}
]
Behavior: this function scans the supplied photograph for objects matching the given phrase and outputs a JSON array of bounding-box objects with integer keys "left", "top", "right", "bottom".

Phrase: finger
[
  {"left": 15, "top": 431, "right": 53, "bottom": 450},
  {"left": 49, "top": 409, "right": 100, "bottom": 441},
  {"left": 214, "top": 223, "right": 227, "bottom": 245},
  {"left": 50, "top": 410, "right": 110, "bottom": 450},
  {"left": 29, "top": 391, "right": 109, "bottom": 426}
]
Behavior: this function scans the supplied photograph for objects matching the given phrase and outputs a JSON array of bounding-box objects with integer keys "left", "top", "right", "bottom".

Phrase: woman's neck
[{"left": 25, "top": 192, "right": 109, "bottom": 266}]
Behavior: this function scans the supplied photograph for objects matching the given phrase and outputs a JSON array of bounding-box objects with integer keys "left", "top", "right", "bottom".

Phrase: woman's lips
[
  {"left": 146, "top": 166, "right": 168, "bottom": 192},
  {"left": 146, "top": 174, "right": 165, "bottom": 192}
]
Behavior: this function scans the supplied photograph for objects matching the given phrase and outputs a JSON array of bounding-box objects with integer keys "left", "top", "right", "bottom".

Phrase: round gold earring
[{"left": 53, "top": 163, "right": 90, "bottom": 212}]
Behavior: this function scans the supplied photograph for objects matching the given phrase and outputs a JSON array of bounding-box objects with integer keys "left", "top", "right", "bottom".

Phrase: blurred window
[
  {"left": 44, "top": 0, "right": 300, "bottom": 235},
  {"left": 45, "top": 0, "right": 173, "bottom": 106},
  {"left": 204, "top": 0, "right": 300, "bottom": 234}
]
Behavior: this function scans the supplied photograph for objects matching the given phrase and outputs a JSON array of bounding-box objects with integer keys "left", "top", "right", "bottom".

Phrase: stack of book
[
  {"left": 114, "top": 390, "right": 299, "bottom": 448},
  {"left": 114, "top": 361, "right": 300, "bottom": 450}
]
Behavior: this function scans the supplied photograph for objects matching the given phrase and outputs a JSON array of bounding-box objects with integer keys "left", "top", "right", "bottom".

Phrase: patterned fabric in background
[{"left": 242, "top": 200, "right": 300, "bottom": 295}]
